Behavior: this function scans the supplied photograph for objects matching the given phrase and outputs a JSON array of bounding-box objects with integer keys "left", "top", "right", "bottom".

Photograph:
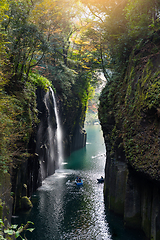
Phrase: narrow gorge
[{"left": 1, "top": 0, "right": 160, "bottom": 239}]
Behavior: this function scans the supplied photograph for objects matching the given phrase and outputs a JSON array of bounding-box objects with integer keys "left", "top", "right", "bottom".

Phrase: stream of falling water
[{"left": 49, "top": 87, "right": 63, "bottom": 166}]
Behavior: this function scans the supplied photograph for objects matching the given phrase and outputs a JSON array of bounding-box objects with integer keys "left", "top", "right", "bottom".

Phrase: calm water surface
[{"left": 12, "top": 125, "right": 146, "bottom": 240}]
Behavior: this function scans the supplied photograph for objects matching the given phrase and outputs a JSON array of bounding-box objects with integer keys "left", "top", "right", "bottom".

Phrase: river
[{"left": 12, "top": 125, "right": 146, "bottom": 240}]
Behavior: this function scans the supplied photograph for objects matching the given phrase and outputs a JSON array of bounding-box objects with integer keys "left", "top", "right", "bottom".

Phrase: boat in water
[
  {"left": 97, "top": 177, "right": 104, "bottom": 183},
  {"left": 75, "top": 178, "right": 83, "bottom": 186}
]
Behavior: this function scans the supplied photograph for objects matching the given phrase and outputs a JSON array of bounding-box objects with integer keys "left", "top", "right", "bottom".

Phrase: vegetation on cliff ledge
[{"left": 98, "top": 0, "right": 160, "bottom": 181}]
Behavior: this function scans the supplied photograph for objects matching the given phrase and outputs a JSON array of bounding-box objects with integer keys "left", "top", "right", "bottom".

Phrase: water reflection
[{"left": 12, "top": 125, "right": 145, "bottom": 240}]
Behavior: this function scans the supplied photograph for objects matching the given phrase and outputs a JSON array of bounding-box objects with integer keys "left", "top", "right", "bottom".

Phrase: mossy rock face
[
  {"left": 99, "top": 32, "right": 160, "bottom": 182},
  {"left": 0, "top": 202, "right": 3, "bottom": 219},
  {"left": 0, "top": 171, "right": 13, "bottom": 224},
  {"left": 21, "top": 196, "right": 33, "bottom": 210}
]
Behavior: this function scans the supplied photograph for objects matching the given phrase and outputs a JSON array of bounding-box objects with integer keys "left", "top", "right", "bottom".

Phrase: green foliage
[
  {"left": 96, "top": 0, "right": 160, "bottom": 181},
  {"left": 143, "top": 73, "right": 160, "bottom": 110},
  {"left": 125, "top": 0, "right": 160, "bottom": 39},
  {"left": 21, "top": 196, "right": 33, "bottom": 210},
  {"left": 29, "top": 73, "right": 52, "bottom": 91},
  {"left": 0, "top": 0, "right": 8, "bottom": 19},
  {"left": 80, "top": 0, "right": 160, "bottom": 82},
  {"left": 39, "top": 61, "right": 77, "bottom": 94},
  {"left": 0, "top": 219, "right": 34, "bottom": 240},
  {"left": 0, "top": 0, "right": 99, "bottom": 174},
  {"left": 2, "top": 0, "right": 48, "bottom": 87},
  {"left": 99, "top": 32, "right": 160, "bottom": 180},
  {"left": 0, "top": 74, "right": 41, "bottom": 172}
]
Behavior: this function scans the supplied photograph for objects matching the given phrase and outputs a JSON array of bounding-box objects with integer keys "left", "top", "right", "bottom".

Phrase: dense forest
[
  {"left": 1, "top": 0, "right": 160, "bottom": 238},
  {"left": 0, "top": 0, "right": 99, "bottom": 174}
]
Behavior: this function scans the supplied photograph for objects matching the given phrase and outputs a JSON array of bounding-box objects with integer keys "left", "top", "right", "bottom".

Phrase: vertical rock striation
[
  {"left": 99, "top": 32, "right": 160, "bottom": 239},
  {"left": 104, "top": 149, "right": 160, "bottom": 239}
]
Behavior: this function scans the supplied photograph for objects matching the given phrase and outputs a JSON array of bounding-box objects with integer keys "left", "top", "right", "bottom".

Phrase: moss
[
  {"left": 0, "top": 201, "right": 3, "bottom": 219},
  {"left": 21, "top": 196, "right": 33, "bottom": 210},
  {"left": 99, "top": 31, "right": 160, "bottom": 181},
  {"left": 29, "top": 73, "right": 52, "bottom": 91}
]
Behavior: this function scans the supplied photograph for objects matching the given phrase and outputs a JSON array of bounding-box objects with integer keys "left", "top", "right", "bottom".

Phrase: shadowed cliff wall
[
  {"left": 104, "top": 153, "right": 160, "bottom": 239},
  {"left": 11, "top": 85, "right": 87, "bottom": 213},
  {"left": 99, "top": 31, "right": 160, "bottom": 239}
]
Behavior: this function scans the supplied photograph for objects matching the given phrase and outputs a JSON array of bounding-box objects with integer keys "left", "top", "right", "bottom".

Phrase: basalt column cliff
[{"left": 99, "top": 31, "right": 160, "bottom": 240}]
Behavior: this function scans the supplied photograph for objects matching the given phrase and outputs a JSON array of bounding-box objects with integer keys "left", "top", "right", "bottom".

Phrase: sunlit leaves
[
  {"left": 30, "top": 0, "right": 63, "bottom": 36},
  {"left": 0, "top": 0, "right": 8, "bottom": 23},
  {"left": 30, "top": 0, "right": 76, "bottom": 39}
]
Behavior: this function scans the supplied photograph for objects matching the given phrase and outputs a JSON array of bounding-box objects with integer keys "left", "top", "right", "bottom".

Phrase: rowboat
[
  {"left": 75, "top": 179, "right": 83, "bottom": 186},
  {"left": 97, "top": 178, "right": 104, "bottom": 183}
]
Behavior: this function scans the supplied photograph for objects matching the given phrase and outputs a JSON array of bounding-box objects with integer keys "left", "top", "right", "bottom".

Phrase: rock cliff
[
  {"left": 11, "top": 85, "right": 86, "bottom": 214},
  {"left": 99, "top": 30, "right": 160, "bottom": 239}
]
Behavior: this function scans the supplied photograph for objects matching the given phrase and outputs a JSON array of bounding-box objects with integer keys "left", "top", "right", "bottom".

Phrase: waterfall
[
  {"left": 37, "top": 87, "right": 63, "bottom": 181},
  {"left": 49, "top": 87, "right": 63, "bottom": 167}
]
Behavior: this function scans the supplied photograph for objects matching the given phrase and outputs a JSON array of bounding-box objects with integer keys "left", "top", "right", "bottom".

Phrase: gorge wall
[
  {"left": 11, "top": 85, "right": 86, "bottom": 214},
  {"left": 104, "top": 151, "right": 160, "bottom": 239},
  {"left": 99, "top": 30, "right": 160, "bottom": 240}
]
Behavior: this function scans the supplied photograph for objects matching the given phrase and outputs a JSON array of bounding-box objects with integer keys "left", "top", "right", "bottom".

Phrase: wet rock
[{"left": 21, "top": 196, "right": 33, "bottom": 210}]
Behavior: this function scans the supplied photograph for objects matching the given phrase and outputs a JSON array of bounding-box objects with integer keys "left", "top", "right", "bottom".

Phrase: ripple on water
[{"left": 12, "top": 125, "right": 146, "bottom": 240}]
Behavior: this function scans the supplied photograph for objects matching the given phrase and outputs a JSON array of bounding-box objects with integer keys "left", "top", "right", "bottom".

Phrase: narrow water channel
[{"left": 12, "top": 125, "right": 146, "bottom": 240}]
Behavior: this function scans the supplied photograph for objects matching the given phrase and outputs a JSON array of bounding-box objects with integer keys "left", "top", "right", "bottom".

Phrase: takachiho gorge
[
  {"left": 1, "top": 1, "right": 160, "bottom": 240},
  {"left": 11, "top": 125, "right": 146, "bottom": 240}
]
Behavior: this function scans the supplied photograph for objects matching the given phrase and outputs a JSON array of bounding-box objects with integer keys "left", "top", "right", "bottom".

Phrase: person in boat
[
  {"left": 101, "top": 176, "right": 103, "bottom": 179},
  {"left": 77, "top": 177, "right": 81, "bottom": 182}
]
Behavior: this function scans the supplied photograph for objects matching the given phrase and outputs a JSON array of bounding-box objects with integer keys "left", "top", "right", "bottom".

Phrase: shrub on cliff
[{"left": 99, "top": 30, "right": 160, "bottom": 181}]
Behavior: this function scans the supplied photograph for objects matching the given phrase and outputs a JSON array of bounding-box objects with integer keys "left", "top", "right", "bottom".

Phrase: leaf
[
  {"left": 0, "top": 219, "right": 4, "bottom": 226},
  {"left": 11, "top": 224, "right": 18, "bottom": 230},
  {"left": 4, "top": 229, "right": 14, "bottom": 235},
  {"left": 15, "top": 232, "right": 20, "bottom": 238},
  {"left": 27, "top": 221, "right": 34, "bottom": 225},
  {"left": 27, "top": 228, "right": 35, "bottom": 232}
]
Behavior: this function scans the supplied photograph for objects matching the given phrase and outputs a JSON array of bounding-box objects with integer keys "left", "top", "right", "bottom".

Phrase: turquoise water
[{"left": 12, "top": 125, "right": 146, "bottom": 240}]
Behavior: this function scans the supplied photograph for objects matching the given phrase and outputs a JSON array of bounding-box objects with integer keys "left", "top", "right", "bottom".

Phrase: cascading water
[
  {"left": 36, "top": 87, "right": 63, "bottom": 181},
  {"left": 49, "top": 87, "right": 63, "bottom": 167}
]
